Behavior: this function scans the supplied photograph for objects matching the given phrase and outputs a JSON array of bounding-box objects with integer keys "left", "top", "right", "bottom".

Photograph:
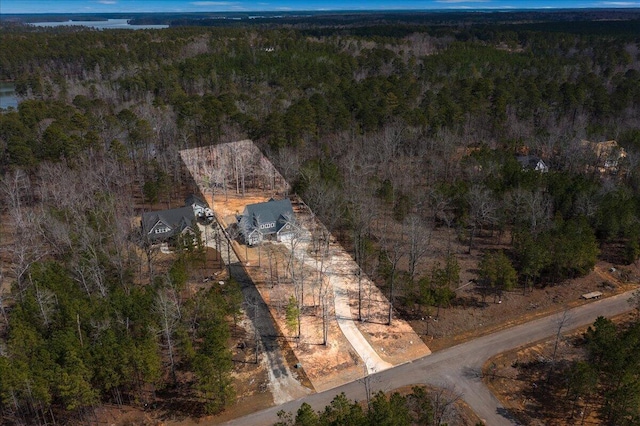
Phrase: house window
[
  {"left": 259, "top": 222, "right": 276, "bottom": 230},
  {"left": 155, "top": 226, "right": 170, "bottom": 234}
]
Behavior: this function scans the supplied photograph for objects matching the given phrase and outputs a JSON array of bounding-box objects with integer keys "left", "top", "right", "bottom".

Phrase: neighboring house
[
  {"left": 185, "top": 194, "right": 213, "bottom": 220},
  {"left": 580, "top": 139, "right": 627, "bottom": 173},
  {"left": 238, "top": 198, "right": 296, "bottom": 245},
  {"left": 141, "top": 206, "right": 197, "bottom": 244},
  {"left": 516, "top": 155, "right": 549, "bottom": 172}
]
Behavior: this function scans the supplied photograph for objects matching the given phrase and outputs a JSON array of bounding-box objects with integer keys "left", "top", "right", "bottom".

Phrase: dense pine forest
[{"left": 1, "top": 11, "right": 640, "bottom": 424}]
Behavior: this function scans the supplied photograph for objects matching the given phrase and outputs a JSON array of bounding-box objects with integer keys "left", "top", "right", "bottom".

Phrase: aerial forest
[{"left": 1, "top": 12, "right": 640, "bottom": 424}]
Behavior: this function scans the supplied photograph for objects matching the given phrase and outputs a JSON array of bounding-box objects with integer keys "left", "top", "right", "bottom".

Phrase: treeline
[
  {"left": 274, "top": 387, "right": 480, "bottom": 426},
  {"left": 1, "top": 22, "right": 639, "bottom": 154},
  {"left": 144, "top": 10, "right": 640, "bottom": 30}
]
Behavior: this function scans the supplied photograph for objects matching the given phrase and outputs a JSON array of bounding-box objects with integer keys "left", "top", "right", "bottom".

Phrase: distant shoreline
[
  {"left": 2, "top": 7, "right": 640, "bottom": 17},
  {"left": 1, "top": 9, "right": 638, "bottom": 29},
  {"left": 29, "top": 18, "right": 168, "bottom": 30}
]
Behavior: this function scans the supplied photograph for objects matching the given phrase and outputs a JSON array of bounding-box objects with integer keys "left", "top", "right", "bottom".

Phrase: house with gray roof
[
  {"left": 141, "top": 206, "right": 197, "bottom": 244},
  {"left": 238, "top": 198, "right": 296, "bottom": 245},
  {"left": 516, "top": 155, "right": 548, "bottom": 173},
  {"left": 185, "top": 194, "right": 213, "bottom": 220}
]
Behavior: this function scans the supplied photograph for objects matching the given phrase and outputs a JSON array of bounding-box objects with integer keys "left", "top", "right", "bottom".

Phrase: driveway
[
  {"left": 292, "top": 227, "right": 394, "bottom": 374},
  {"left": 200, "top": 223, "right": 311, "bottom": 404}
]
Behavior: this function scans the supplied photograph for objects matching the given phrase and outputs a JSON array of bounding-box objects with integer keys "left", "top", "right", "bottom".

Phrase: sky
[{"left": 1, "top": 0, "right": 639, "bottom": 14}]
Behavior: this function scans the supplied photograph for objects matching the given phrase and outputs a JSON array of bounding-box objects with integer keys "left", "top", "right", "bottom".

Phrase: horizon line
[{"left": 2, "top": 6, "right": 640, "bottom": 15}]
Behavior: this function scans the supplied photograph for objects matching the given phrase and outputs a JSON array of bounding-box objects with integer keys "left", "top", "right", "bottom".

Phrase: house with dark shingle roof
[
  {"left": 516, "top": 155, "right": 548, "bottom": 173},
  {"left": 141, "top": 206, "right": 197, "bottom": 244},
  {"left": 238, "top": 198, "right": 296, "bottom": 245}
]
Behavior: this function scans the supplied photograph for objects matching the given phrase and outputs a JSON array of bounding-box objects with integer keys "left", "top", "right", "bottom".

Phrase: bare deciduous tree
[
  {"left": 1, "top": 169, "right": 33, "bottom": 223},
  {"left": 5, "top": 210, "right": 47, "bottom": 299},
  {"left": 245, "top": 296, "right": 262, "bottom": 364},
  {"left": 33, "top": 282, "right": 56, "bottom": 327},
  {"left": 0, "top": 266, "right": 8, "bottom": 325},
  {"left": 548, "top": 308, "right": 572, "bottom": 383},
  {"left": 319, "top": 274, "right": 333, "bottom": 346},
  {"left": 379, "top": 225, "right": 406, "bottom": 326},
  {"left": 628, "top": 289, "right": 640, "bottom": 319},
  {"left": 287, "top": 230, "right": 306, "bottom": 341},
  {"left": 466, "top": 185, "right": 497, "bottom": 252},
  {"left": 506, "top": 188, "right": 552, "bottom": 237},
  {"left": 271, "top": 146, "right": 301, "bottom": 191},
  {"left": 524, "top": 189, "right": 552, "bottom": 235},
  {"left": 431, "top": 384, "right": 463, "bottom": 426},
  {"left": 152, "top": 286, "right": 181, "bottom": 384},
  {"left": 404, "top": 214, "right": 432, "bottom": 283}
]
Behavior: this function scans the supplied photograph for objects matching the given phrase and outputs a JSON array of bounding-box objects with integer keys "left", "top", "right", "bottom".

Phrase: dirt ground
[
  {"left": 205, "top": 189, "right": 430, "bottom": 392},
  {"left": 181, "top": 143, "right": 430, "bottom": 395},
  {"left": 199, "top": 193, "right": 354, "bottom": 394},
  {"left": 483, "top": 311, "right": 637, "bottom": 425}
]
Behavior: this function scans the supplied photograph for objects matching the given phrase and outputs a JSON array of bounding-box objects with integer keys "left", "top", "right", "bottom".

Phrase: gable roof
[
  {"left": 185, "top": 194, "right": 208, "bottom": 208},
  {"left": 516, "top": 155, "right": 547, "bottom": 171},
  {"left": 241, "top": 198, "right": 294, "bottom": 235},
  {"left": 142, "top": 206, "right": 196, "bottom": 242}
]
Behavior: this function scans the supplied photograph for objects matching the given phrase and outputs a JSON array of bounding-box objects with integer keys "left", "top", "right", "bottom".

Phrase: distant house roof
[
  {"left": 141, "top": 206, "right": 196, "bottom": 243},
  {"left": 516, "top": 155, "right": 548, "bottom": 172},
  {"left": 240, "top": 198, "right": 295, "bottom": 237}
]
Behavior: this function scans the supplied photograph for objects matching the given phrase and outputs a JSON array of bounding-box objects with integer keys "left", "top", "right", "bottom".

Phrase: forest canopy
[{"left": 1, "top": 11, "right": 640, "bottom": 423}]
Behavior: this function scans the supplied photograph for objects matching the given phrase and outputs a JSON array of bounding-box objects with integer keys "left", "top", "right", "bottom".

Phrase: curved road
[{"left": 222, "top": 289, "right": 636, "bottom": 426}]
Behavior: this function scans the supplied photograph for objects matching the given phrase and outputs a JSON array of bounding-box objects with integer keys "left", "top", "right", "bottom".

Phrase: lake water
[
  {"left": 0, "top": 82, "right": 18, "bottom": 110},
  {"left": 31, "top": 19, "right": 169, "bottom": 30}
]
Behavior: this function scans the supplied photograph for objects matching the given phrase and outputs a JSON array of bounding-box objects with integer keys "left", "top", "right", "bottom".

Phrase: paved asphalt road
[{"left": 221, "top": 289, "right": 636, "bottom": 426}]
